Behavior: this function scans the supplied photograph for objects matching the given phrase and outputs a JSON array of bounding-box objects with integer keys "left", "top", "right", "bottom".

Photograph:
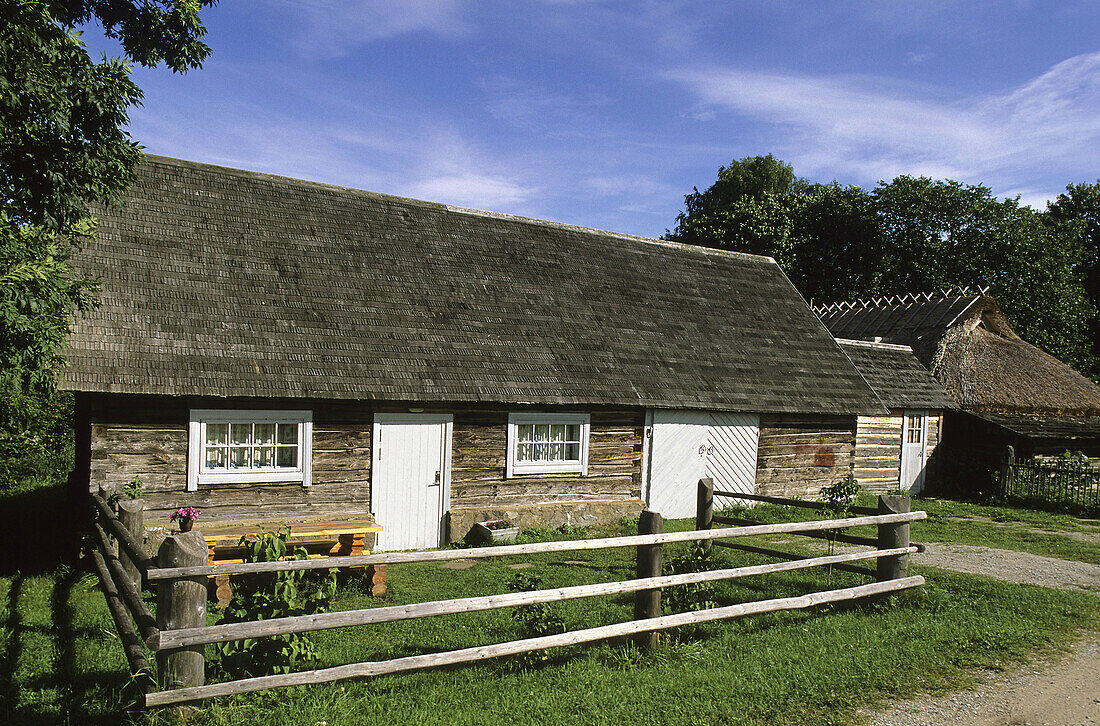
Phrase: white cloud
[
  {"left": 666, "top": 52, "right": 1100, "bottom": 195},
  {"left": 284, "top": 0, "right": 473, "bottom": 56},
  {"left": 411, "top": 174, "right": 531, "bottom": 207}
]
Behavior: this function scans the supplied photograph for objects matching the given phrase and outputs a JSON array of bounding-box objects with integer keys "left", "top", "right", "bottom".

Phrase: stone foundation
[{"left": 447, "top": 499, "right": 646, "bottom": 543}]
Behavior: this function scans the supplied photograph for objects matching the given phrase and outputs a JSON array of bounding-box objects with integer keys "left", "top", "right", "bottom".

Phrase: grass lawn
[
  {"left": 712, "top": 494, "right": 1100, "bottom": 565},
  {"left": 2, "top": 486, "right": 1098, "bottom": 726}
]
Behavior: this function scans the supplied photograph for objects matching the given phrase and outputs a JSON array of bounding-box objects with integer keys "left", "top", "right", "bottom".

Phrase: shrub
[{"left": 213, "top": 526, "right": 337, "bottom": 679}]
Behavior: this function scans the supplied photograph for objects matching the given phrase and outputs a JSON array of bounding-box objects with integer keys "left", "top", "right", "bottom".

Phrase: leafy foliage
[
  {"left": 663, "top": 543, "right": 720, "bottom": 614},
  {"left": 0, "top": 1, "right": 212, "bottom": 480},
  {"left": 666, "top": 156, "right": 1099, "bottom": 379},
  {"left": 819, "top": 476, "right": 860, "bottom": 519},
  {"left": 214, "top": 527, "right": 337, "bottom": 679},
  {"left": 508, "top": 571, "right": 564, "bottom": 668}
]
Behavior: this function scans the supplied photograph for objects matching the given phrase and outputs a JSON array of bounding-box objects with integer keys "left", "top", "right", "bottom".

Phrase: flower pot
[
  {"left": 473, "top": 520, "right": 519, "bottom": 544},
  {"left": 179, "top": 518, "right": 194, "bottom": 532}
]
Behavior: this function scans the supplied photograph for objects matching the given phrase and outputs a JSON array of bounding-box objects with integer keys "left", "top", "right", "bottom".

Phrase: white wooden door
[
  {"left": 647, "top": 410, "right": 759, "bottom": 519},
  {"left": 372, "top": 414, "right": 453, "bottom": 551},
  {"left": 899, "top": 410, "right": 928, "bottom": 493}
]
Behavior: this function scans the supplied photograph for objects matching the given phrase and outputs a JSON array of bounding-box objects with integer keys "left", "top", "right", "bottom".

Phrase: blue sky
[{"left": 81, "top": 1, "right": 1100, "bottom": 239}]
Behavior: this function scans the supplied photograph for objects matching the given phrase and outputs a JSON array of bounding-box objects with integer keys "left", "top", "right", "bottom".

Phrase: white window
[
  {"left": 188, "top": 410, "right": 312, "bottom": 491},
  {"left": 507, "top": 413, "right": 590, "bottom": 477}
]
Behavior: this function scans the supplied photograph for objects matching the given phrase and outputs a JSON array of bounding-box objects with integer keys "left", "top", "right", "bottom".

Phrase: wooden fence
[
  {"left": 999, "top": 446, "right": 1100, "bottom": 514},
  {"left": 87, "top": 483, "right": 926, "bottom": 709}
]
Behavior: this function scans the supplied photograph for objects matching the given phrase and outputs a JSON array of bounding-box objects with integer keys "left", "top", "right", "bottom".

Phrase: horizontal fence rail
[
  {"left": 712, "top": 490, "right": 881, "bottom": 515},
  {"left": 84, "top": 479, "right": 925, "bottom": 710},
  {"left": 152, "top": 545, "right": 917, "bottom": 651},
  {"left": 145, "top": 512, "right": 925, "bottom": 581},
  {"left": 145, "top": 576, "right": 924, "bottom": 707}
]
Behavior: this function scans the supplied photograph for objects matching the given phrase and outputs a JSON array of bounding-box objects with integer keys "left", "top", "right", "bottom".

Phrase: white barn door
[
  {"left": 372, "top": 414, "right": 453, "bottom": 551},
  {"left": 899, "top": 410, "right": 928, "bottom": 494},
  {"left": 647, "top": 410, "right": 759, "bottom": 519}
]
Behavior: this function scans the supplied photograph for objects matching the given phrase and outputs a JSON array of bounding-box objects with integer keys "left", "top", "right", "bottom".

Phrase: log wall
[
  {"left": 450, "top": 409, "right": 642, "bottom": 508},
  {"left": 86, "top": 395, "right": 374, "bottom": 523},
  {"left": 80, "top": 395, "right": 643, "bottom": 529},
  {"left": 754, "top": 414, "right": 855, "bottom": 498}
]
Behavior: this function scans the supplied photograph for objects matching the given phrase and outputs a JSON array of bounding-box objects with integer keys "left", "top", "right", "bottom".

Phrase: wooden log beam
[
  {"left": 152, "top": 546, "right": 915, "bottom": 651},
  {"left": 144, "top": 576, "right": 924, "bottom": 707},
  {"left": 91, "top": 492, "right": 154, "bottom": 575},
  {"left": 88, "top": 548, "right": 151, "bottom": 680},
  {"left": 713, "top": 540, "right": 876, "bottom": 578},
  {"left": 146, "top": 511, "right": 926, "bottom": 581},
  {"left": 710, "top": 491, "right": 880, "bottom": 515},
  {"left": 713, "top": 516, "right": 879, "bottom": 547},
  {"left": 90, "top": 521, "right": 159, "bottom": 644}
]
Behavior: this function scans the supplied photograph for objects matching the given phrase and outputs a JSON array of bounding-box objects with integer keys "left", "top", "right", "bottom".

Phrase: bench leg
[
  {"left": 367, "top": 564, "right": 387, "bottom": 597},
  {"left": 214, "top": 575, "right": 232, "bottom": 608}
]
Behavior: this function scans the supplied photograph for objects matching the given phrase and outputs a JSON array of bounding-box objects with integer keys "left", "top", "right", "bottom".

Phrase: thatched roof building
[{"left": 817, "top": 291, "right": 1100, "bottom": 457}]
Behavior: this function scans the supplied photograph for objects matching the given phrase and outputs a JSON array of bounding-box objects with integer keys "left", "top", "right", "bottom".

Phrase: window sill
[{"left": 197, "top": 470, "right": 306, "bottom": 486}]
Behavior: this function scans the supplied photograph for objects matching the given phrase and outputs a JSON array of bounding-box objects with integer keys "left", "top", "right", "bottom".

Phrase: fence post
[
  {"left": 117, "top": 498, "right": 145, "bottom": 590},
  {"left": 999, "top": 445, "right": 1015, "bottom": 502},
  {"left": 157, "top": 531, "right": 207, "bottom": 692},
  {"left": 876, "top": 494, "right": 910, "bottom": 582},
  {"left": 633, "top": 510, "right": 663, "bottom": 652},
  {"left": 696, "top": 478, "right": 714, "bottom": 557}
]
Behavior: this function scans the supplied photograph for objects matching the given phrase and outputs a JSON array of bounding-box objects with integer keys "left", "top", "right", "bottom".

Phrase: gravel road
[
  {"left": 862, "top": 543, "right": 1100, "bottom": 725},
  {"left": 913, "top": 542, "right": 1100, "bottom": 593}
]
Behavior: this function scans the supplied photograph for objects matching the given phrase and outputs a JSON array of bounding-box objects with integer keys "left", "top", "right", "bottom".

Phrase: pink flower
[{"left": 169, "top": 506, "right": 201, "bottom": 523}]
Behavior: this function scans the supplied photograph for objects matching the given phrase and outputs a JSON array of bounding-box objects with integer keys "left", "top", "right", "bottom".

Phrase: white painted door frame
[
  {"left": 371, "top": 413, "right": 453, "bottom": 551},
  {"left": 899, "top": 410, "right": 929, "bottom": 493}
]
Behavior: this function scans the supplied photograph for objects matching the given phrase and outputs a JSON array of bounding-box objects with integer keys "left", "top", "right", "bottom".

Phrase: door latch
[{"left": 430, "top": 470, "right": 441, "bottom": 487}]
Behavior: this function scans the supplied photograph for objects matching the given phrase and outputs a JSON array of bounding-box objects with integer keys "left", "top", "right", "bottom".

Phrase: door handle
[{"left": 430, "top": 470, "right": 441, "bottom": 487}]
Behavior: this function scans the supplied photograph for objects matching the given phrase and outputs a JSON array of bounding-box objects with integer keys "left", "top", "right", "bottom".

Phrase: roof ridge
[
  {"left": 835, "top": 338, "right": 915, "bottom": 352},
  {"left": 813, "top": 285, "right": 990, "bottom": 316}
]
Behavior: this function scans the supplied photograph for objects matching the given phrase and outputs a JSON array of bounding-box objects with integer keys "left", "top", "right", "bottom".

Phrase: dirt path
[
  {"left": 862, "top": 544, "right": 1100, "bottom": 725},
  {"left": 913, "top": 542, "right": 1100, "bottom": 594},
  {"left": 862, "top": 634, "right": 1100, "bottom": 726}
]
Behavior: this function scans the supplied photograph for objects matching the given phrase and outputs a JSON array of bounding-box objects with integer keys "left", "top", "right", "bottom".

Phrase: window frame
[
  {"left": 506, "top": 413, "right": 590, "bottom": 477},
  {"left": 187, "top": 409, "right": 313, "bottom": 491}
]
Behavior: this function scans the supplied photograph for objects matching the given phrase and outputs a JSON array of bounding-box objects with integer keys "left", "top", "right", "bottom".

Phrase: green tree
[
  {"left": 0, "top": 0, "right": 212, "bottom": 478},
  {"left": 1046, "top": 181, "right": 1100, "bottom": 379},
  {"left": 667, "top": 158, "right": 1097, "bottom": 378},
  {"left": 665, "top": 155, "right": 806, "bottom": 267}
]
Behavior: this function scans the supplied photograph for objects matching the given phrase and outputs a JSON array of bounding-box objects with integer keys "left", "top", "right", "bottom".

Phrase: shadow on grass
[
  {"left": 0, "top": 480, "right": 79, "bottom": 576},
  {"left": 1, "top": 567, "right": 135, "bottom": 725}
]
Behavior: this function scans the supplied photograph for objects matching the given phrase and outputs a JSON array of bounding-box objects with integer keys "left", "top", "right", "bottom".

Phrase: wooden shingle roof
[
  {"left": 837, "top": 339, "right": 954, "bottom": 411},
  {"left": 61, "top": 155, "right": 884, "bottom": 414}
]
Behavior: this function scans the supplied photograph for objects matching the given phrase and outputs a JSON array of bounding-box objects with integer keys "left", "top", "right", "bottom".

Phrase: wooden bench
[{"left": 181, "top": 517, "right": 385, "bottom": 605}]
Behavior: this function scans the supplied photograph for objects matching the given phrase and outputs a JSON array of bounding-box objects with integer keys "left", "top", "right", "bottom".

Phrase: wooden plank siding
[
  {"left": 853, "top": 414, "right": 902, "bottom": 491},
  {"left": 754, "top": 414, "right": 855, "bottom": 498},
  {"left": 852, "top": 411, "right": 943, "bottom": 493}
]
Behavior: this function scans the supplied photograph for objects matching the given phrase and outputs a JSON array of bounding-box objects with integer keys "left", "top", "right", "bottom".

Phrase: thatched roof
[
  {"left": 836, "top": 339, "right": 954, "bottom": 411},
  {"left": 817, "top": 292, "right": 1100, "bottom": 418},
  {"left": 60, "top": 155, "right": 884, "bottom": 414},
  {"left": 970, "top": 412, "right": 1100, "bottom": 441}
]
